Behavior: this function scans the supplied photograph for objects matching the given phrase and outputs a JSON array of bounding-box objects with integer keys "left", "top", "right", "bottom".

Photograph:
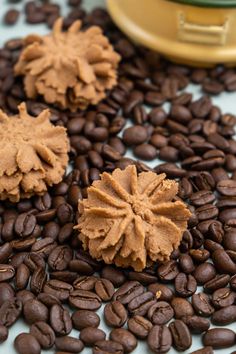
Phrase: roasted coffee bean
[
  {"left": 109, "top": 328, "right": 137, "bottom": 353},
  {"left": 104, "top": 300, "right": 127, "bottom": 328},
  {"left": 203, "top": 328, "right": 235, "bottom": 349},
  {"left": 95, "top": 278, "right": 114, "bottom": 301},
  {"left": 31, "top": 237, "right": 57, "bottom": 257},
  {"left": 55, "top": 336, "right": 84, "bottom": 353},
  {"left": 157, "top": 260, "right": 179, "bottom": 282},
  {"left": 73, "top": 276, "right": 96, "bottom": 291},
  {"left": 30, "top": 267, "right": 47, "bottom": 294},
  {"left": 37, "top": 292, "right": 61, "bottom": 307},
  {"left": 190, "top": 190, "right": 215, "bottom": 207},
  {"left": 80, "top": 327, "right": 106, "bottom": 346},
  {"left": 147, "top": 301, "right": 174, "bottom": 325},
  {"left": 148, "top": 283, "right": 174, "bottom": 302},
  {"left": 113, "top": 281, "right": 144, "bottom": 305},
  {"left": 0, "top": 324, "right": 8, "bottom": 343},
  {"left": 182, "top": 315, "right": 210, "bottom": 334},
  {"left": 50, "top": 304, "right": 72, "bottom": 336},
  {"left": 127, "top": 271, "right": 157, "bottom": 285},
  {"left": 15, "top": 263, "right": 30, "bottom": 290},
  {"left": 127, "top": 315, "right": 152, "bottom": 339},
  {"left": 69, "top": 289, "right": 101, "bottom": 310},
  {"left": 217, "top": 179, "right": 236, "bottom": 196},
  {"left": 123, "top": 126, "right": 148, "bottom": 145},
  {"left": 212, "top": 249, "right": 236, "bottom": 274},
  {"left": 30, "top": 321, "right": 55, "bottom": 349},
  {"left": 179, "top": 254, "right": 195, "bottom": 273},
  {"left": 134, "top": 143, "right": 157, "bottom": 160},
  {"left": 189, "top": 347, "right": 213, "bottom": 354},
  {"left": 44, "top": 279, "right": 72, "bottom": 302},
  {"left": 0, "top": 297, "right": 22, "bottom": 327},
  {"left": 14, "top": 333, "right": 41, "bottom": 354},
  {"left": 192, "top": 293, "right": 215, "bottom": 317},
  {"left": 0, "top": 242, "right": 12, "bottom": 263},
  {"left": 212, "top": 287, "right": 235, "bottom": 308},
  {"left": 211, "top": 305, "right": 236, "bottom": 325},
  {"left": 24, "top": 253, "right": 45, "bottom": 272},
  {"left": 147, "top": 325, "right": 172, "bottom": 354},
  {"left": 93, "top": 340, "right": 124, "bottom": 354},
  {"left": 231, "top": 275, "right": 236, "bottom": 290},
  {"left": 193, "top": 262, "right": 216, "bottom": 285},
  {"left": 72, "top": 309, "right": 100, "bottom": 330},
  {"left": 4, "top": 9, "right": 20, "bottom": 25},
  {"left": 48, "top": 245, "right": 73, "bottom": 271},
  {"left": 175, "top": 273, "right": 197, "bottom": 297},
  {"left": 101, "top": 266, "right": 126, "bottom": 287},
  {"left": 171, "top": 297, "right": 194, "bottom": 319},
  {"left": 219, "top": 208, "right": 236, "bottom": 223},
  {"left": 23, "top": 298, "right": 48, "bottom": 324},
  {"left": 169, "top": 319, "right": 192, "bottom": 351},
  {"left": 204, "top": 274, "right": 230, "bottom": 292},
  {"left": 16, "top": 290, "right": 35, "bottom": 305},
  {"left": 0, "top": 264, "right": 15, "bottom": 282},
  {"left": 69, "top": 259, "right": 94, "bottom": 275},
  {"left": 224, "top": 230, "right": 236, "bottom": 251},
  {"left": 14, "top": 213, "right": 36, "bottom": 238},
  {"left": 127, "top": 291, "right": 156, "bottom": 316},
  {"left": 0, "top": 282, "right": 15, "bottom": 306}
]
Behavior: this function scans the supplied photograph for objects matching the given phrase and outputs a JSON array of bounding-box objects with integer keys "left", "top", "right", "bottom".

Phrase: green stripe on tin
[{"left": 169, "top": 0, "right": 236, "bottom": 7}]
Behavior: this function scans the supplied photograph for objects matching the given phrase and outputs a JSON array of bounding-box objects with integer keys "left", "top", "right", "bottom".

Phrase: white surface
[{"left": 0, "top": 0, "right": 236, "bottom": 353}]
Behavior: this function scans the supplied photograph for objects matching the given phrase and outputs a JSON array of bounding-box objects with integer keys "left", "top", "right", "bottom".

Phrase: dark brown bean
[{"left": 203, "top": 328, "right": 235, "bottom": 349}]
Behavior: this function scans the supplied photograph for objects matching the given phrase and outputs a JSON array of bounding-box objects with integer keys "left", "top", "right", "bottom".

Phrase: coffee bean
[
  {"left": 14, "top": 333, "right": 41, "bottom": 354},
  {"left": 69, "top": 289, "right": 101, "bottom": 310},
  {"left": 104, "top": 301, "right": 127, "bottom": 328},
  {"left": 23, "top": 298, "right": 48, "bottom": 324},
  {"left": 212, "top": 305, "right": 236, "bottom": 325},
  {"left": 14, "top": 213, "right": 37, "bottom": 238},
  {"left": 71, "top": 310, "right": 100, "bottom": 330},
  {"left": 204, "top": 274, "right": 230, "bottom": 293},
  {"left": 148, "top": 301, "right": 174, "bottom": 325},
  {"left": 48, "top": 245, "right": 73, "bottom": 271},
  {"left": 113, "top": 281, "right": 144, "bottom": 305},
  {"left": 30, "top": 321, "right": 55, "bottom": 349},
  {"left": 169, "top": 319, "right": 192, "bottom": 351},
  {"left": 123, "top": 126, "right": 148, "bottom": 146},
  {"left": 0, "top": 242, "right": 12, "bottom": 263},
  {"left": 182, "top": 315, "right": 210, "bottom": 334},
  {"left": 50, "top": 304, "right": 72, "bottom": 336},
  {"left": 95, "top": 278, "right": 114, "bottom": 301},
  {"left": 148, "top": 283, "right": 174, "bottom": 302},
  {"left": 175, "top": 273, "right": 197, "bottom": 297},
  {"left": 55, "top": 336, "right": 84, "bottom": 353},
  {"left": 127, "top": 271, "right": 158, "bottom": 285},
  {"left": 217, "top": 179, "right": 236, "bottom": 196},
  {"left": 15, "top": 263, "right": 30, "bottom": 290},
  {"left": 93, "top": 340, "right": 124, "bottom": 354},
  {"left": 43, "top": 279, "right": 72, "bottom": 302},
  {"left": 157, "top": 260, "right": 179, "bottom": 282},
  {"left": 0, "top": 324, "right": 8, "bottom": 343},
  {"left": 128, "top": 291, "right": 156, "bottom": 316},
  {"left": 0, "top": 264, "right": 15, "bottom": 282},
  {"left": 190, "top": 190, "right": 215, "bottom": 207},
  {"left": 110, "top": 328, "right": 137, "bottom": 353},
  {"left": 193, "top": 262, "right": 216, "bottom": 285},
  {"left": 203, "top": 328, "right": 235, "bottom": 349},
  {"left": 192, "top": 293, "right": 215, "bottom": 317},
  {"left": 171, "top": 297, "right": 194, "bottom": 318},
  {"left": 127, "top": 315, "right": 152, "bottom": 339},
  {"left": 179, "top": 254, "right": 195, "bottom": 273},
  {"left": 80, "top": 327, "right": 106, "bottom": 346},
  {"left": 134, "top": 143, "right": 157, "bottom": 160},
  {"left": 101, "top": 266, "right": 126, "bottom": 287},
  {"left": 0, "top": 298, "right": 22, "bottom": 327},
  {"left": 0, "top": 283, "right": 15, "bottom": 306},
  {"left": 212, "top": 249, "right": 236, "bottom": 274},
  {"left": 147, "top": 325, "right": 172, "bottom": 354},
  {"left": 212, "top": 287, "right": 235, "bottom": 308}
]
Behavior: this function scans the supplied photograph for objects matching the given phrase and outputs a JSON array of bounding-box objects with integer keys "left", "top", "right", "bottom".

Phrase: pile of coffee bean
[{"left": 1, "top": 2, "right": 236, "bottom": 354}]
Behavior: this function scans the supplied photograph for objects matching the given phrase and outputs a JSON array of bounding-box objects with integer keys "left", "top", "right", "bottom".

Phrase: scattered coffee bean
[{"left": 203, "top": 328, "right": 236, "bottom": 349}]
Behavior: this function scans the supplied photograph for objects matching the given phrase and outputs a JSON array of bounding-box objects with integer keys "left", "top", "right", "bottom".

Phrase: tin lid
[{"left": 170, "top": 0, "right": 236, "bottom": 7}]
